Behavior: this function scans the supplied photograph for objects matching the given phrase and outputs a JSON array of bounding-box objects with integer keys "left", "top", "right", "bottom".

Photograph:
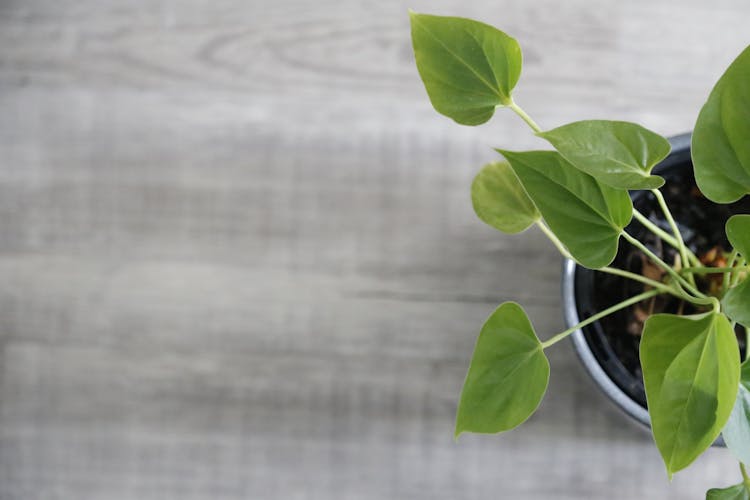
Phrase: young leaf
[
  {"left": 497, "top": 150, "right": 632, "bottom": 269},
  {"left": 640, "top": 312, "right": 740, "bottom": 477},
  {"left": 727, "top": 215, "right": 750, "bottom": 257},
  {"left": 455, "top": 302, "right": 549, "bottom": 438},
  {"left": 723, "top": 279, "right": 750, "bottom": 328},
  {"left": 692, "top": 45, "right": 750, "bottom": 203},
  {"left": 706, "top": 484, "right": 750, "bottom": 500},
  {"left": 409, "top": 12, "right": 522, "bottom": 125},
  {"left": 471, "top": 161, "right": 540, "bottom": 233},
  {"left": 722, "top": 361, "right": 750, "bottom": 465},
  {"left": 537, "top": 120, "right": 670, "bottom": 190}
]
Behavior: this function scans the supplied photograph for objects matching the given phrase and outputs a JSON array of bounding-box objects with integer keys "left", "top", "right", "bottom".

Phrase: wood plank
[{"left": 0, "top": 0, "right": 748, "bottom": 497}]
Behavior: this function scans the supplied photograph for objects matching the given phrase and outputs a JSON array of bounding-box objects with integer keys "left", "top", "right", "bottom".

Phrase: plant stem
[
  {"left": 535, "top": 222, "right": 694, "bottom": 301},
  {"left": 599, "top": 266, "right": 711, "bottom": 306},
  {"left": 650, "top": 189, "right": 695, "bottom": 286},
  {"left": 507, "top": 99, "right": 543, "bottom": 134},
  {"left": 633, "top": 209, "right": 679, "bottom": 246},
  {"left": 724, "top": 249, "right": 740, "bottom": 295},
  {"left": 541, "top": 289, "right": 661, "bottom": 349},
  {"left": 684, "top": 265, "right": 748, "bottom": 274},
  {"left": 535, "top": 220, "right": 573, "bottom": 260},
  {"left": 745, "top": 327, "right": 750, "bottom": 363},
  {"left": 538, "top": 220, "right": 707, "bottom": 304},
  {"left": 741, "top": 462, "right": 750, "bottom": 488},
  {"left": 633, "top": 210, "right": 701, "bottom": 267},
  {"left": 598, "top": 266, "right": 676, "bottom": 295},
  {"left": 621, "top": 231, "right": 707, "bottom": 300}
]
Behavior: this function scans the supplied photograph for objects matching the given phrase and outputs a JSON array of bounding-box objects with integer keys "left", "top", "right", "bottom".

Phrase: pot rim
[{"left": 563, "top": 256, "right": 652, "bottom": 428}]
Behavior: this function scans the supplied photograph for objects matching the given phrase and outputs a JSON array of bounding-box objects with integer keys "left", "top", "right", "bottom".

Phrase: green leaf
[
  {"left": 455, "top": 302, "right": 549, "bottom": 438},
  {"left": 471, "top": 161, "right": 540, "bottom": 233},
  {"left": 640, "top": 312, "right": 740, "bottom": 477},
  {"left": 723, "top": 215, "right": 750, "bottom": 327},
  {"left": 722, "top": 361, "right": 750, "bottom": 465},
  {"left": 409, "top": 12, "right": 522, "bottom": 125},
  {"left": 538, "top": 120, "right": 670, "bottom": 190},
  {"left": 727, "top": 215, "right": 750, "bottom": 257},
  {"left": 723, "top": 279, "right": 750, "bottom": 328},
  {"left": 692, "top": 45, "right": 750, "bottom": 203},
  {"left": 497, "top": 150, "right": 632, "bottom": 269},
  {"left": 706, "top": 484, "right": 750, "bottom": 500}
]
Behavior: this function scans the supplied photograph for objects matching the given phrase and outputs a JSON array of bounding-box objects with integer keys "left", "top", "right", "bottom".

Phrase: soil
[{"left": 574, "top": 161, "right": 750, "bottom": 409}]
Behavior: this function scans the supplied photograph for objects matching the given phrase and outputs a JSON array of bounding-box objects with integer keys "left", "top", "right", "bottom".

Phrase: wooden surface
[{"left": 0, "top": 0, "right": 748, "bottom": 498}]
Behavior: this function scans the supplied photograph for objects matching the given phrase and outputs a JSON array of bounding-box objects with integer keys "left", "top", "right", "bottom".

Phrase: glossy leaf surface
[
  {"left": 498, "top": 150, "right": 632, "bottom": 269},
  {"left": 723, "top": 279, "right": 750, "bottom": 328},
  {"left": 722, "top": 361, "right": 750, "bottom": 465},
  {"left": 409, "top": 12, "right": 522, "bottom": 125},
  {"left": 538, "top": 120, "right": 670, "bottom": 190},
  {"left": 706, "top": 484, "right": 750, "bottom": 500},
  {"left": 455, "top": 302, "right": 549, "bottom": 438},
  {"left": 727, "top": 215, "right": 750, "bottom": 257},
  {"left": 471, "top": 161, "right": 540, "bottom": 233},
  {"left": 723, "top": 215, "right": 750, "bottom": 327},
  {"left": 693, "top": 45, "right": 750, "bottom": 203},
  {"left": 640, "top": 312, "right": 740, "bottom": 477}
]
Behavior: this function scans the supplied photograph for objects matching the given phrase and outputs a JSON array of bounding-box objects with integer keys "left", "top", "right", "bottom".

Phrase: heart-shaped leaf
[
  {"left": 723, "top": 279, "right": 750, "bottom": 328},
  {"left": 497, "top": 150, "right": 632, "bottom": 269},
  {"left": 727, "top": 215, "right": 750, "bottom": 257},
  {"left": 640, "top": 312, "right": 740, "bottom": 477},
  {"left": 455, "top": 302, "right": 549, "bottom": 438},
  {"left": 409, "top": 12, "right": 522, "bottom": 125},
  {"left": 707, "top": 484, "right": 750, "bottom": 500},
  {"left": 722, "top": 361, "right": 750, "bottom": 465},
  {"left": 538, "top": 120, "right": 670, "bottom": 190},
  {"left": 692, "top": 45, "right": 750, "bottom": 203},
  {"left": 471, "top": 161, "right": 540, "bottom": 233}
]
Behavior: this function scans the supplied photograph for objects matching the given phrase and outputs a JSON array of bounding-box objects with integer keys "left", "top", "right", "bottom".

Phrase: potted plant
[
  {"left": 565, "top": 133, "right": 750, "bottom": 432},
  {"left": 409, "top": 11, "right": 750, "bottom": 498}
]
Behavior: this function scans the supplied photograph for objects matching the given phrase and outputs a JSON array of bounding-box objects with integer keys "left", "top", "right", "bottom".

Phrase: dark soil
[{"left": 574, "top": 161, "right": 750, "bottom": 409}]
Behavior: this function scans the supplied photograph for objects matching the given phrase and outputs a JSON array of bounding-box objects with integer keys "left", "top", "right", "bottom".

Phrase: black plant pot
[{"left": 563, "top": 133, "right": 750, "bottom": 431}]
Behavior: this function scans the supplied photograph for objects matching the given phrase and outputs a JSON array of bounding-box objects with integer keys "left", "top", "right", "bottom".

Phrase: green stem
[
  {"left": 633, "top": 210, "right": 679, "bottom": 246},
  {"left": 599, "top": 266, "right": 676, "bottom": 296},
  {"left": 541, "top": 289, "right": 661, "bottom": 349},
  {"left": 538, "top": 220, "right": 708, "bottom": 305},
  {"left": 633, "top": 210, "right": 701, "bottom": 267},
  {"left": 684, "top": 265, "right": 747, "bottom": 275},
  {"left": 741, "top": 462, "right": 750, "bottom": 488},
  {"left": 724, "top": 249, "right": 740, "bottom": 296},
  {"left": 621, "top": 231, "right": 707, "bottom": 300},
  {"left": 507, "top": 99, "right": 543, "bottom": 134},
  {"left": 651, "top": 189, "right": 694, "bottom": 286},
  {"left": 538, "top": 219, "right": 712, "bottom": 309},
  {"left": 745, "top": 327, "right": 750, "bottom": 363},
  {"left": 600, "top": 266, "right": 711, "bottom": 306},
  {"left": 535, "top": 220, "right": 573, "bottom": 260}
]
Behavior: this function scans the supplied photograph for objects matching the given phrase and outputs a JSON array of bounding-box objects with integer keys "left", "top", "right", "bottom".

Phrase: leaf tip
[
  {"left": 650, "top": 175, "right": 666, "bottom": 189},
  {"left": 493, "top": 148, "right": 511, "bottom": 159},
  {"left": 407, "top": 9, "right": 423, "bottom": 28}
]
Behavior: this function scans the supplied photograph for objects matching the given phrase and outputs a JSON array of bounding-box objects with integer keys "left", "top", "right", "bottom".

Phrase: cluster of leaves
[{"left": 410, "top": 11, "right": 750, "bottom": 497}]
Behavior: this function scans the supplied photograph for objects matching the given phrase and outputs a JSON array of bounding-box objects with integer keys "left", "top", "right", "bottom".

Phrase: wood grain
[{"left": 0, "top": 0, "right": 748, "bottom": 498}]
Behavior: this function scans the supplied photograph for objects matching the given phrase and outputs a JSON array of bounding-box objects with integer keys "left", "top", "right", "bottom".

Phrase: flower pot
[{"left": 563, "top": 133, "right": 750, "bottom": 432}]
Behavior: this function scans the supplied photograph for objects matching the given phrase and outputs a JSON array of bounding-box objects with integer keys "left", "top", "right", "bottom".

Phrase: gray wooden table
[{"left": 0, "top": 0, "right": 747, "bottom": 498}]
